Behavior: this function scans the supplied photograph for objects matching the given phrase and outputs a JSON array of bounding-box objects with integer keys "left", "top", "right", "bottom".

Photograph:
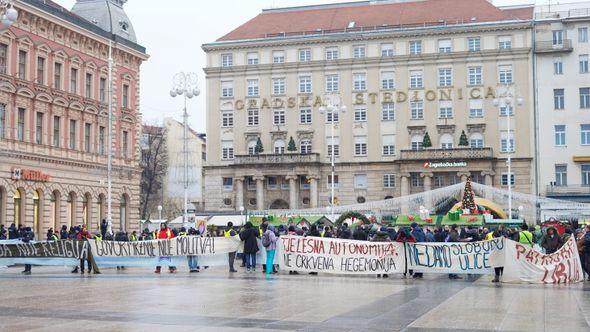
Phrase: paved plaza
[{"left": 0, "top": 266, "right": 589, "bottom": 332}]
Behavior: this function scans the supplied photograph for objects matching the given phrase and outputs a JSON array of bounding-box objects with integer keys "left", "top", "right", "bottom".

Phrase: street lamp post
[
  {"left": 170, "top": 72, "right": 200, "bottom": 223},
  {"left": 319, "top": 95, "right": 346, "bottom": 219},
  {"left": 157, "top": 205, "right": 163, "bottom": 221},
  {"left": 0, "top": 1, "right": 18, "bottom": 31},
  {"left": 493, "top": 84, "right": 523, "bottom": 221}
]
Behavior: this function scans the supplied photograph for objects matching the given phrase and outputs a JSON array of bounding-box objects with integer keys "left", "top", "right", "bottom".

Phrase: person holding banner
[
  {"left": 225, "top": 222, "right": 238, "bottom": 273},
  {"left": 541, "top": 227, "right": 564, "bottom": 255},
  {"left": 155, "top": 223, "right": 176, "bottom": 274},
  {"left": 261, "top": 224, "right": 278, "bottom": 275}
]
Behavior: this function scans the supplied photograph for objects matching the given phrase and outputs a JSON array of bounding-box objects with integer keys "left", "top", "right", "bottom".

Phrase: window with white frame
[
  {"left": 554, "top": 89, "right": 565, "bottom": 109},
  {"left": 501, "top": 173, "right": 515, "bottom": 186},
  {"left": 221, "top": 54, "right": 233, "bottom": 67},
  {"left": 354, "top": 136, "right": 367, "bottom": 156},
  {"left": 381, "top": 71, "right": 395, "bottom": 89},
  {"left": 500, "top": 131, "right": 515, "bottom": 153},
  {"left": 300, "top": 108, "right": 312, "bottom": 124},
  {"left": 410, "top": 70, "right": 423, "bottom": 88},
  {"left": 325, "top": 74, "right": 339, "bottom": 92},
  {"left": 299, "top": 75, "right": 312, "bottom": 93},
  {"left": 440, "top": 133, "right": 453, "bottom": 149},
  {"left": 274, "top": 139, "right": 285, "bottom": 154},
  {"left": 409, "top": 40, "right": 422, "bottom": 55},
  {"left": 84, "top": 72, "right": 92, "bottom": 98},
  {"left": 299, "top": 48, "right": 311, "bottom": 62},
  {"left": 221, "top": 111, "right": 233, "bottom": 127},
  {"left": 469, "top": 99, "right": 483, "bottom": 118},
  {"left": 500, "top": 105, "right": 514, "bottom": 116},
  {"left": 498, "top": 35, "right": 512, "bottom": 50},
  {"left": 327, "top": 136, "right": 339, "bottom": 156},
  {"left": 469, "top": 133, "right": 484, "bottom": 148},
  {"left": 247, "top": 52, "right": 258, "bottom": 65},
  {"left": 439, "top": 101, "right": 453, "bottom": 119},
  {"left": 70, "top": 67, "right": 78, "bottom": 94},
  {"left": 325, "top": 47, "right": 339, "bottom": 60},
  {"left": 498, "top": 64, "right": 513, "bottom": 84},
  {"left": 438, "top": 67, "right": 452, "bottom": 87},
  {"left": 553, "top": 30, "right": 564, "bottom": 46},
  {"left": 354, "top": 174, "right": 368, "bottom": 189},
  {"left": 581, "top": 88, "right": 590, "bottom": 108},
  {"left": 247, "top": 140, "right": 257, "bottom": 155},
  {"left": 411, "top": 173, "right": 424, "bottom": 187},
  {"left": 382, "top": 135, "right": 395, "bottom": 155},
  {"left": 247, "top": 109, "right": 259, "bottom": 126},
  {"left": 580, "top": 54, "right": 589, "bottom": 73},
  {"left": 273, "top": 109, "right": 285, "bottom": 125},
  {"left": 554, "top": 125, "right": 566, "bottom": 146},
  {"left": 300, "top": 139, "right": 312, "bottom": 154},
  {"left": 37, "top": 57, "right": 46, "bottom": 85},
  {"left": 468, "top": 66, "right": 483, "bottom": 85},
  {"left": 221, "top": 81, "right": 233, "bottom": 97},
  {"left": 383, "top": 174, "right": 395, "bottom": 188},
  {"left": 326, "top": 109, "right": 339, "bottom": 123},
  {"left": 554, "top": 57, "right": 564, "bottom": 75},
  {"left": 247, "top": 79, "right": 259, "bottom": 96},
  {"left": 354, "top": 106, "right": 367, "bottom": 122},
  {"left": 411, "top": 135, "right": 423, "bottom": 150},
  {"left": 381, "top": 43, "right": 394, "bottom": 57},
  {"left": 272, "top": 50, "right": 285, "bottom": 64},
  {"left": 468, "top": 37, "right": 481, "bottom": 52},
  {"left": 327, "top": 174, "right": 339, "bottom": 189},
  {"left": 382, "top": 102, "right": 395, "bottom": 121},
  {"left": 272, "top": 77, "right": 286, "bottom": 95},
  {"left": 221, "top": 141, "right": 234, "bottom": 159},
  {"left": 555, "top": 165, "right": 567, "bottom": 186},
  {"left": 579, "top": 27, "right": 588, "bottom": 43},
  {"left": 438, "top": 39, "right": 452, "bottom": 53},
  {"left": 18, "top": 50, "right": 27, "bottom": 80},
  {"left": 584, "top": 165, "right": 590, "bottom": 186},
  {"left": 410, "top": 101, "right": 424, "bottom": 120},
  {"left": 353, "top": 73, "right": 367, "bottom": 91},
  {"left": 353, "top": 45, "right": 366, "bottom": 58},
  {"left": 581, "top": 124, "right": 590, "bottom": 145}
]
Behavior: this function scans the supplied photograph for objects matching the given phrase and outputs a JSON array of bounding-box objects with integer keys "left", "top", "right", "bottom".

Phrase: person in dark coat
[
  {"left": 100, "top": 219, "right": 108, "bottom": 238},
  {"left": 410, "top": 223, "right": 426, "bottom": 279},
  {"left": 338, "top": 223, "right": 352, "bottom": 239},
  {"left": 541, "top": 227, "right": 563, "bottom": 254},
  {"left": 21, "top": 227, "right": 34, "bottom": 275},
  {"left": 239, "top": 222, "right": 259, "bottom": 272},
  {"left": 8, "top": 223, "right": 18, "bottom": 239},
  {"left": 60, "top": 225, "right": 68, "bottom": 239},
  {"left": 0, "top": 224, "right": 6, "bottom": 240},
  {"left": 371, "top": 227, "right": 392, "bottom": 278},
  {"left": 308, "top": 224, "right": 321, "bottom": 237},
  {"left": 353, "top": 225, "right": 368, "bottom": 241}
]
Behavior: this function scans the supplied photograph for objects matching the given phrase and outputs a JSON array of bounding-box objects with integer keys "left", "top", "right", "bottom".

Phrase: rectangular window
[
  {"left": 221, "top": 54, "right": 233, "bottom": 67},
  {"left": 272, "top": 78, "right": 285, "bottom": 95},
  {"left": 221, "top": 81, "right": 233, "bottom": 97},
  {"left": 501, "top": 173, "right": 515, "bottom": 186},
  {"left": 325, "top": 74, "right": 339, "bottom": 92},
  {"left": 439, "top": 101, "right": 453, "bottom": 119},
  {"left": 84, "top": 123, "right": 91, "bottom": 152},
  {"left": 36, "top": 57, "right": 45, "bottom": 85},
  {"left": 122, "top": 84, "right": 129, "bottom": 108},
  {"left": 468, "top": 66, "right": 482, "bottom": 85},
  {"left": 498, "top": 65, "right": 513, "bottom": 84},
  {"left": 382, "top": 134, "right": 395, "bottom": 156},
  {"left": 247, "top": 109, "right": 259, "bottom": 126},
  {"left": 35, "top": 112, "right": 43, "bottom": 144},
  {"left": 222, "top": 177, "right": 233, "bottom": 191},
  {"left": 273, "top": 109, "right": 285, "bottom": 125},
  {"left": 18, "top": 50, "right": 27, "bottom": 80},
  {"left": 354, "top": 174, "right": 367, "bottom": 189},
  {"left": 99, "top": 126, "right": 105, "bottom": 154},
  {"left": 122, "top": 130, "right": 128, "bottom": 158},
  {"left": 438, "top": 68, "right": 452, "bottom": 87},
  {"left": 383, "top": 174, "right": 396, "bottom": 188},
  {"left": 0, "top": 104, "right": 4, "bottom": 139},
  {"left": 468, "top": 37, "right": 481, "bottom": 52},
  {"left": 300, "top": 140, "right": 312, "bottom": 154},
  {"left": 299, "top": 48, "right": 311, "bottom": 62},
  {"left": 99, "top": 77, "right": 106, "bottom": 102},
  {"left": 354, "top": 137, "right": 367, "bottom": 156},
  {"left": 554, "top": 57, "right": 563, "bottom": 75},
  {"left": 381, "top": 43, "right": 394, "bottom": 57},
  {"left": 17, "top": 108, "right": 25, "bottom": 141},
  {"left": 553, "top": 30, "right": 564, "bottom": 46},
  {"left": 70, "top": 68, "right": 78, "bottom": 94},
  {"left": 498, "top": 35, "right": 512, "bottom": 49},
  {"left": 327, "top": 137, "right": 339, "bottom": 157},
  {"left": 582, "top": 124, "right": 590, "bottom": 145},
  {"left": 410, "top": 101, "right": 424, "bottom": 120},
  {"left": 554, "top": 89, "right": 565, "bottom": 109},
  {"left": 381, "top": 71, "right": 395, "bottom": 89},
  {"left": 327, "top": 175, "right": 339, "bottom": 189},
  {"left": 555, "top": 165, "right": 567, "bottom": 186},
  {"left": 470, "top": 135, "right": 484, "bottom": 148},
  {"left": 85, "top": 73, "right": 93, "bottom": 99},
  {"left": 326, "top": 109, "right": 339, "bottom": 123},
  {"left": 411, "top": 173, "right": 424, "bottom": 187},
  {"left": 582, "top": 165, "right": 590, "bottom": 186},
  {"left": 579, "top": 27, "right": 588, "bottom": 43},
  {"left": 382, "top": 103, "right": 395, "bottom": 121},
  {"left": 247, "top": 79, "right": 259, "bottom": 96},
  {"left": 469, "top": 99, "right": 483, "bottom": 118},
  {"left": 353, "top": 73, "right": 367, "bottom": 91},
  {"left": 581, "top": 88, "right": 590, "bottom": 108},
  {"left": 272, "top": 50, "right": 285, "bottom": 64},
  {"left": 501, "top": 131, "right": 515, "bottom": 153},
  {"left": 300, "top": 108, "right": 312, "bottom": 124},
  {"left": 411, "top": 139, "right": 423, "bottom": 151},
  {"left": 299, "top": 75, "right": 312, "bottom": 93},
  {"left": 409, "top": 70, "right": 423, "bottom": 88},
  {"left": 409, "top": 40, "right": 422, "bottom": 55},
  {"left": 438, "top": 39, "right": 452, "bottom": 53},
  {"left": 325, "top": 47, "right": 339, "bottom": 60},
  {"left": 0, "top": 43, "right": 7, "bottom": 74},
  {"left": 554, "top": 125, "right": 566, "bottom": 146},
  {"left": 54, "top": 63, "right": 62, "bottom": 89},
  {"left": 354, "top": 106, "right": 367, "bottom": 122},
  {"left": 353, "top": 45, "right": 366, "bottom": 59},
  {"left": 500, "top": 105, "right": 514, "bottom": 116},
  {"left": 221, "top": 111, "right": 233, "bottom": 127},
  {"left": 69, "top": 119, "right": 76, "bottom": 149},
  {"left": 247, "top": 52, "right": 258, "bottom": 65},
  {"left": 53, "top": 116, "right": 60, "bottom": 147},
  {"left": 580, "top": 55, "right": 589, "bottom": 73}
]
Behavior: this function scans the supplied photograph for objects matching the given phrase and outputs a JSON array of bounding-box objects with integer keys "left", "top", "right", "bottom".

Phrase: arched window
[
  {"left": 411, "top": 135, "right": 423, "bottom": 150},
  {"left": 274, "top": 139, "right": 285, "bottom": 154},
  {"left": 33, "top": 190, "right": 43, "bottom": 236},
  {"left": 51, "top": 190, "right": 60, "bottom": 231},
  {"left": 97, "top": 194, "right": 105, "bottom": 227},
  {"left": 83, "top": 193, "right": 92, "bottom": 229},
  {"left": 13, "top": 188, "right": 24, "bottom": 226},
  {"left": 120, "top": 194, "right": 128, "bottom": 231},
  {"left": 67, "top": 192, "right": 76, "bottom": 227},
  {"left": 247, "top": 140, "right": 256, "bottom": 155},
  {"left": 440, "top": 134, "right": 454, "bottom": 149},
  {"left": 0, "top": 186, "right": 6, "bottom": 227},
  {"left": 300, "top": 139, "right": 312, "bottom": 154},
  {"left": 469, "top": 133, "right": 484, "bottom": 148}
]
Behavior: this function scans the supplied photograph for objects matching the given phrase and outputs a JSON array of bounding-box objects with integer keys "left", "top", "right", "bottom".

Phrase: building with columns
[
  {"left": 202, "top": 0, "right": 536, "bottom": 212},
  {"left": 0, "top": 0, "right": 148, "bottom": 235}
]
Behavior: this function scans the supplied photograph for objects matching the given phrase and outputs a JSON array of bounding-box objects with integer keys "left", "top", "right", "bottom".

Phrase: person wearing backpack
[{"left": 261, "top": 224, "right": 278, "bottom": 275}]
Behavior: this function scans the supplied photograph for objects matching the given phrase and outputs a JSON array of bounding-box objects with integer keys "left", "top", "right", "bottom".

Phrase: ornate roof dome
[{"left": 71, "top": 0, "right": 137, "bottom": 43}]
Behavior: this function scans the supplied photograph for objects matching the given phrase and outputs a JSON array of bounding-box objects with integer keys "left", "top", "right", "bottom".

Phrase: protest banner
[
  {"left": 88, "top": 236, "right": 242, "bottom": 258},
  {"left": 502, "top": 237, "right": 583, "bottom": 284},
  {"left": 277, "top": 235, "right": 405, "bottom": 274},
  {"left": 0, "top": 240, "right": 88, "bottom": 259},
  {"left": 406, "top": 238, "right": 505, "bottom": 274}
]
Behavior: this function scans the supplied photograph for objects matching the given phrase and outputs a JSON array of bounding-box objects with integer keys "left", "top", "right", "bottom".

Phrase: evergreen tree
[
  {"left": 287, "top": 136, "right": 297, "bottom": 152},
  {"left": 255, "top": 137, "right": 264, "bottom": 154},
  {"left": 459, "top": 130, "right": 469, "bottom": 147},
  {"left": 422, "top": 132, "right": 432, "bottom": 148},
  {"left": 461, "top": 177, "right": 477, "bottom": 212}
]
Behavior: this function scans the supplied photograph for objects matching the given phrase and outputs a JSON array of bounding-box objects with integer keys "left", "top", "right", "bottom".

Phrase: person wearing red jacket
[
  {"left": 155, "top": 223, "right": 176, "bottom": 274},
  {"left": 73, "top": 226, "right": 93, "bottom": 274}
]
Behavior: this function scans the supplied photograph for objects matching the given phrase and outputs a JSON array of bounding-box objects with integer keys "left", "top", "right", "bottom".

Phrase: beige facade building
[{"left": 202, "top": 0, "right": 535, "bottom": 212}]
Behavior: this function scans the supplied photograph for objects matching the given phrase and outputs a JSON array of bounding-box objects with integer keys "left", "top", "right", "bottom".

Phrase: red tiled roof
[
  {"left": 502, "top": 6, "right": 534, "bottom": 20},
  {"left": 217, "top": 0, "right": 532, "bottom": 42}
]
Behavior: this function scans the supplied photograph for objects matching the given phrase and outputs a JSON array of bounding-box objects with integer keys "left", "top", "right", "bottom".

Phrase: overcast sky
[{"left": 53, "top": 0, "right": 588, "bottom": 133}]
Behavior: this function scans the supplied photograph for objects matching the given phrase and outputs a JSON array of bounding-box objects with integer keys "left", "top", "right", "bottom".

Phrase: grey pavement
[{"left": 0, "top": 266, "right": 589, "bottom": 331}]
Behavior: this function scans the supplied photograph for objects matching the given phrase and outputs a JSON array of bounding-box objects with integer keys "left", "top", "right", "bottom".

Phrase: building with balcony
[
  {"left": 202, "top": 0, "right": 535, "bottom": 211},
  {"left": 0, "top": 0, "right": 148, "bottom": 234}
]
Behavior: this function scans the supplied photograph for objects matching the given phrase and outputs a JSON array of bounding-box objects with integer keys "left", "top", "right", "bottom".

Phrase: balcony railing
[
  {"left": 534, "top": 40, "right": 573, "bottom": 53},
  {"left": 546, "top": 185, "right": 590, "bottom": 197},
  {"left": 234, "top": 153, "right": 320, "bottom": 165},
  {"left": 399, "top": 147, "right": 493, "bottom": 161}
]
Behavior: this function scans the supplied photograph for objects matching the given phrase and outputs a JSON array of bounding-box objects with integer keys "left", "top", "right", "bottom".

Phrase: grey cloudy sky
[{"left": 53, "top": 0, "right": 587, "bottom": 133}]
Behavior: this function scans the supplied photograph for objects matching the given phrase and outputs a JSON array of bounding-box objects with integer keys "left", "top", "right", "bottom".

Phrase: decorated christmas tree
[
  {"left": 461, "top": 177, "right": 477, "bottom": 213},
  {"left": 422, "top": 132, "right": 432, "bottom": 148},
  {"left": 255, "top": 137, "right": 264, "bottom": 154},
  {"left": 287, "top": 136, "right": 297, "bottom": 152},
  {"left": 458, "top": 130, "right": 469, "bottom": 146}
]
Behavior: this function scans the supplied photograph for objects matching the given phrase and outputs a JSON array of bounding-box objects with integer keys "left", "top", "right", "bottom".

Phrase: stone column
[
  {"left": 457, "top": 171, "right": 471, "bottom": 183},
  {"left": 421, "top": 172, "right": 434, "bottom": 209},
  {"left": 254, "top": 175, "right": 265, "bottom": 211},
  {"left": 399, "top": 173, "right": 410, "bottom": 215},
  {"left": 481, "top": 171, "right": 495, "bottom": 199},
  {"left": 286, "top": 174, "right": 298, "bottom": 210},
  {"left": 235, "top": 177, "right": 244, "bottom": 210},
  {"left": 307, "top": 175, "right": 319, "bottom": 209}
]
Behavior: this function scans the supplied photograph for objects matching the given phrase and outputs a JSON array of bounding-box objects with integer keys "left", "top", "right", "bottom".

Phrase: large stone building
[
  {"left": 202, "top": 0, "right": 535, "bottom": 212},
  {"left": 535, "top": 2, "right": 590, "bottom": 203},
  {"left": 0, "top": 0, "right": 148, "bottom": 234}
]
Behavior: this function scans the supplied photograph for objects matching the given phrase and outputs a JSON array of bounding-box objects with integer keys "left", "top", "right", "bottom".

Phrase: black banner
[{"left": 0, "top": 240, "right": 88, "bottom": 259}]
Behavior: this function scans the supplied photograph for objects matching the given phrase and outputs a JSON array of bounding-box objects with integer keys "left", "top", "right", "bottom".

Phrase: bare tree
[{"left": 140, "top": 123, "right": 168, "bottom": 220}]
